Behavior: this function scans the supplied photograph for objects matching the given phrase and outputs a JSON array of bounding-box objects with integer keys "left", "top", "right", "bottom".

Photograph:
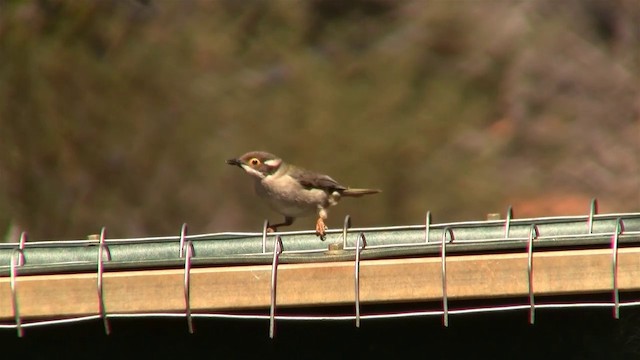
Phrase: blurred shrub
[{"left": 0, "top": 0, "right": 637, "bottom": 240}]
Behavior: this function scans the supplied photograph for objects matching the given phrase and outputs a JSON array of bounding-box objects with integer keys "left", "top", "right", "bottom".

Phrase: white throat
[{"left": 240, "top": 164, "right": 267, "bottom": 179}]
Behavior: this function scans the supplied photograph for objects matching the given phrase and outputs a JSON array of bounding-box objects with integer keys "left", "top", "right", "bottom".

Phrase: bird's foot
[
  {"left": 266, "top": 217, "right": 294, "bottom": 234},
  {"left": 265, "top": 221, "right": 276, "bottom": 233},
  {"left": 315, "top": 218, "right": 328, "bottom": 240}
]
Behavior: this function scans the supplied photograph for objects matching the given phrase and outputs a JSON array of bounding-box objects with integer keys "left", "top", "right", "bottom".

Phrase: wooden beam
[{"left": 1, "top": 247, "right": 639, "bottom": 321}]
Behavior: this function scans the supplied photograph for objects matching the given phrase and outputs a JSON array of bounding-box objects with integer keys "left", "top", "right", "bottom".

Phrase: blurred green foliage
[{"left": 0, "top": 0, "right": 638, "bottom": 240}]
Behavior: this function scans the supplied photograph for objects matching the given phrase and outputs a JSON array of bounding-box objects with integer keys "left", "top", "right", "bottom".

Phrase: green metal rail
[{"left": 1, "top": 209, "right": 639, "bottom": 276}]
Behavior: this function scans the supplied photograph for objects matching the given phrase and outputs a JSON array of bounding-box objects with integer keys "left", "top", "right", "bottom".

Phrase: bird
[{"left": 226, "top": 151, "right": 381, "bottom": 238}]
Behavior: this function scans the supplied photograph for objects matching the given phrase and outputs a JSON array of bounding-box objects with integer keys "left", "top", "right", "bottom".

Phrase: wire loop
[
  {"left": 441, "top": 227, "right": 454, "bottom": 327},
  {"left": 354, "top": 232, "right": 367, "bottom": 328},
  {"left": 262, "top": 219, "right": 269, "bottom": 254},
  {"left": 183, "top": 237, "right": 195, "bottom": 333},
  {"left": 526, "top": 224, "right": 539, "bottom": 324},
  {"left": 612, "top": 218, "right": 623, "bottom": 319},
  {"left": 343, "top": 215, "right": 352, "bottom": 249},
  {"left": 10, "top": 232, "right": 27, "bottom": 337},
  {"left": 425, "top": 211, "right": 432, "bottom": 243},
  {"left": 504, "top": 206, "right": 513, "bottom": 239},
  {"left": 269, "top": 236, "right": 283, "bottom": 339},
  {"left": 178, "top": 223, "right": 188, "bottom": 258},
  {"left": 588, "top": 198, "right": 598, "bottom": 234},
  {"left": 97, "top": 227, "right": 112, "bottom": 335}
]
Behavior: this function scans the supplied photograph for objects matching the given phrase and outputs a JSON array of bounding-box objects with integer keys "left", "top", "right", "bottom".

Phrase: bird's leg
[
  {"left": 315, "top": 208, "right": 329, "bottom": 239},
  {"left": 315, "top": 218, "right": 327, "bottom": 239},
  {"left": 267, "top": 216, "right": 294, "bottom": 233}
]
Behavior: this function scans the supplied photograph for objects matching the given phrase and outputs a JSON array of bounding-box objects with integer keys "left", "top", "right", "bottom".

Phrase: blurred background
[{"left": 0, "top": 0, "right": 638, "bottom": 241}]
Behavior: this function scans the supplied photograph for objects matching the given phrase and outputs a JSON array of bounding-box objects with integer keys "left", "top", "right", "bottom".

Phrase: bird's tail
[{"left": 340, "top": 188, "right": 381, "bottom": 197}]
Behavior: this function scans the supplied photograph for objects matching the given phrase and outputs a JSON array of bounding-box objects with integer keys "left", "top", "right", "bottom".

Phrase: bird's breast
[{"left": 254, "top": 175, "right": 332, "bottom": 217}]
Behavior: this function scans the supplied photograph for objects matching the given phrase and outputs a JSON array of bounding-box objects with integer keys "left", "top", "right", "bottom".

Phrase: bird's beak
[{"left": 226, "top": 158, "right": 241, "bottom": 167}]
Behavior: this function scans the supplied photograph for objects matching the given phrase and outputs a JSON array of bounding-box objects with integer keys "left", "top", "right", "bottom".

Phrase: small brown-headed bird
[{"left": 227, "top": 151, "right": 381, "bottom": 238}]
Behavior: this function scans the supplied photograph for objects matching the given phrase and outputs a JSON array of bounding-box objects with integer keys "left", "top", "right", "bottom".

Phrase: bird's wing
[{"left": 292, "top": 168, "right": 347, "bottom": 192}]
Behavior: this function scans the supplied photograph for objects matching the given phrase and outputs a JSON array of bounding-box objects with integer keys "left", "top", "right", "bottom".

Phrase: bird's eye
[{"left": 249, "top": 158, "right": 261, "bottom": 166}]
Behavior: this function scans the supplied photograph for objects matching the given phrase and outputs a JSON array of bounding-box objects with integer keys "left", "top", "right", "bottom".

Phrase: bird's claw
[
  {"left": 315, "top": 218, "right": 328, "bottom": 240},
  {"left": 266, "top": 227, "right": 277, "bottom": 233},
  {"left": 266, "top": 223, "right": 277, "bottom": 233}
]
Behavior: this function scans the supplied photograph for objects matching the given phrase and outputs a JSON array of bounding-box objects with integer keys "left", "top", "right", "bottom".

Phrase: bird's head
[{"left": 226, "top": 151, "right": 283, "bottom": 179}]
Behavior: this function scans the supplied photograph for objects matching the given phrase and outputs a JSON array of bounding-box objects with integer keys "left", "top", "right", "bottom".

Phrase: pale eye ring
[{"left": 249, "top": 158, "right": 261, "bottom": 166}]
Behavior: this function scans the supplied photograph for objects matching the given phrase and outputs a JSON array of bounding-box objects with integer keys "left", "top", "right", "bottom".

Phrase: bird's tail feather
[{"left": 341, "top": 188, "right": 381, "bottom": 197}]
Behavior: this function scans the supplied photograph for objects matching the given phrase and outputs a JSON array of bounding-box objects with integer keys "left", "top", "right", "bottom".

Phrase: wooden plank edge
[{"left": 1, "top": 247, "right": 639, "bottom": 320}]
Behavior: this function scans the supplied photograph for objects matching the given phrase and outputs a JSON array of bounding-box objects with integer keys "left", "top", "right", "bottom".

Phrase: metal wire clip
[
  {"left": 342, "top": 214, "right": 352, "bottom": 249},
  {"left": 354, "top": 232, "right": 367, "bottom": 328},
  {"left": 587, "top": 198, "right": 598, "bottom": 234},
  {"left": 504, "top": 206, "right": 513, "bottom": 239},
  {"left": 441, "top": 227, "right": 454, "bottom": 327},
  {"left": 10, "top": 232, "right": 27, "bottom": 337},
  {"left": 612, "top": 218, "right": 623, "bottom": 319},
  {"left": 97, "top": 227, "right": 112, "bottom": 335},
  {"left": 526, "top": 224, "right": 539, "bottom": 324},
  {"left": 180, "top": 223, "right": 196, "bottom": 333},
  {"left": 424, "top": 211, "right": 432, "bottom": 243},
  {"left": 269, "top": 236, "right": 283, "bottom": 339},
  {"left": 262, "top": 219, "right": 270, "bottom": 254}
]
